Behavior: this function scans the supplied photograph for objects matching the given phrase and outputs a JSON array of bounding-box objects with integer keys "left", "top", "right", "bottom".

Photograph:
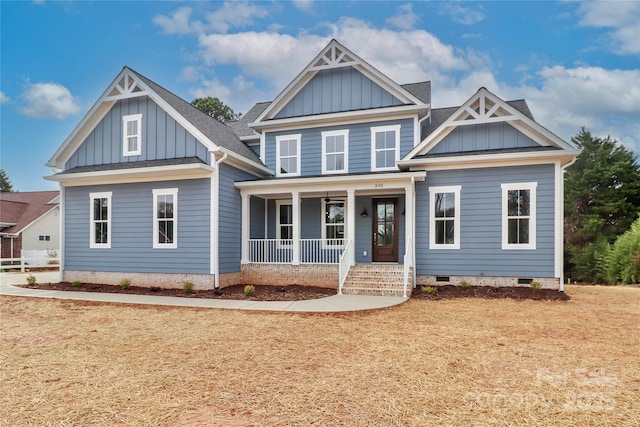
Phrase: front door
[{"left": 372, "top": 198, "right": 398, "bottom": 262}]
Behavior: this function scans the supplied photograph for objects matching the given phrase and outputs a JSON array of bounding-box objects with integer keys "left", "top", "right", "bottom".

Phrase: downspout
[
  {"left": 558, "top": 157, "right": 578, "bottom": 292},
  {"left": 211, "top": 149, "right": 228, "bottom": 290}
]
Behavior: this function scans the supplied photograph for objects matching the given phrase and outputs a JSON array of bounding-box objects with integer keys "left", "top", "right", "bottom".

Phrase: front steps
[{"left": 341, "top": 264, "right": 412, "bottom": 297}]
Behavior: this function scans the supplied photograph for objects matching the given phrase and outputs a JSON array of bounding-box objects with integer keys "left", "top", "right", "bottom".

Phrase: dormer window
[{"left": 123, "top": 114, "right": 142, "bottom": 156}]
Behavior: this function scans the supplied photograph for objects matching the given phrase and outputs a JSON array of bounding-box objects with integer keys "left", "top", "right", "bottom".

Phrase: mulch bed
[
  {"left": 23, "top": 282, "right": 336, "bottom": 301},
  {"left": 23, "top": 282, "right": 569, "bottom": 301},
  {"left": 411, "top": 284, "right": 570, "bottom": 301}
]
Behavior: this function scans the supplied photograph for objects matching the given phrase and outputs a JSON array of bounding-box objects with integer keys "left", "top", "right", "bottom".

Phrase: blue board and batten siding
[
  {"left": 264, "top": 118, "right": 414, "bottom": 176},
  {"left": 415, "top": 164, "right": 556, "bottom": 277},
  {"left": 275, "top": 67, "right": 404, "bottom": 119},
  {"left": 64, "top": 179, "right": 211, "bottom": 274},
  {"left": 66, "top": 96, "right": 211, "bottom": 169},
  {"left": 429, "top": 122, "right": 539, "bottom": 154}
]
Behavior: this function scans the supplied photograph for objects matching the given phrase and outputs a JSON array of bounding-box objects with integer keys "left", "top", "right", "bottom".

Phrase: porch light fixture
[
  {"left": 325, "top": 192, "right": 331, "bottom": 203},
  {"left": 361, "top": 208, "right": 368, "bottom": 217}
]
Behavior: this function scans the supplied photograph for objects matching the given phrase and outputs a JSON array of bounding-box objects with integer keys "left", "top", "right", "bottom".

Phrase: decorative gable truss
[
  {"left": 402, "top": 87, "right": 581, "bottom": 168},
  {"left": 310, "top": 43, "right": 358, "bottom": 71},
  {"left": 105, "top": 72, "right": 149, "bottom": 101}
]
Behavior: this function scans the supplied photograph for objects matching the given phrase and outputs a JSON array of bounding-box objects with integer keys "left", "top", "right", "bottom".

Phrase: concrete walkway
[{"left": 0, "top": 271, "right": 407, "bottom": 313}]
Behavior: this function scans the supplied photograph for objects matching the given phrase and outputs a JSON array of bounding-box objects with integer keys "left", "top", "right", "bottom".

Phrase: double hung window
[
  {"left": 321, "top": 130, "right": 348, "bottom": 174},
  {"left": 429, "top": 186, "right": 461, "bottom": 249},
  {"left": 122, "top": 114, "right": 142, "bottom": 156},
  {"left": 502, "top": 182, "right": 537, "bottom": 250},
  {"left": 276, "top": 201, "right": 293, "bottom": 245},
  {"left": 371, "top": 125, "right": 400, "bottom": 171},
  {"left": 322, "top": 199, "right": 345, "bottom": 247},
  {"left": 276, "top": 134, "right": 301, "bottom": 176},
  {"left": 153, "top": 188, "right": 178, "bottom": 249},
  {"left": 90, "top": 192, "right": 112, "bottom": 249}
]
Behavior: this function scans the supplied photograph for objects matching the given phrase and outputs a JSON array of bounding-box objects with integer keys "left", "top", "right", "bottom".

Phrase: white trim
[
  {"left": 399, "top": 149, "right": 582, "bottom": 170},
  {"left": 554, "top": 161, "right": 564, "bottom": 287},
  {"left": 153, "top": 188, "right": 178, "bottom": 249},
  {"left": 89, "top": 192, "right": 112, "bottom": 249},
  {"left": 501, "top": 182, "right": 537, "bottom": 250},
  {"left": 59, "top": 186, "right": 65, "bottom": 282},
  {"left": 321, "top": 129, "right": 349, "bottom": 174},
  {"left": 122, "top": 113, "right": 142, "bottom": 156},
  {"left": 259, "top": 132, "right": 266, "bottom": 164},
  {"left": 429, "top": 185, "right": 461, "bottom": 250},
  {"left": 45, "top": 163, "right": 215, "bottom": 187},
  {"left": 371, "top": 124, "right": 401, "bottom": 171},
  {"left": 321, "top": 198, "right": 346, "bottom": 248},
  {"left": 275, "top": 134, "right": 301, "bottom": 177},
  {"left": 251, "top": 106, "right": 425, "bottom": 133}
]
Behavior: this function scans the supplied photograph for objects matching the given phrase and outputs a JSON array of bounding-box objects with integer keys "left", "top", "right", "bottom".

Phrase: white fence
[{"left": 1, "top": 249, "right": 60, "bottom": 272}]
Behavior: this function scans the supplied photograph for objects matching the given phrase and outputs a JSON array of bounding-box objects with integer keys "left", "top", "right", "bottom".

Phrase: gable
[
  {"left": 65, "top": 95, "right": 211, "bottom": 169},
  {"left": 428, "top": 122, "right": 539, "bottom": 155},
  {"left": 274, "top": 66, "right": 404, "bottom": 119}
]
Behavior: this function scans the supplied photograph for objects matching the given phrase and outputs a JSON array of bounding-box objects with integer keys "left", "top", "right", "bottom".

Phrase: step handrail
[{"left": 338, "top": 240, "right": 353, "bottom": 295}]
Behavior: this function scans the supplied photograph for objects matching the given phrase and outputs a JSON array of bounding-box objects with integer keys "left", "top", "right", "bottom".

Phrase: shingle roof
[
  {"left": 128, "top": 68, "right": 261, "bottom": 163},
  {"left": 58, "top": 157, "right": 206, "bottom": 175},
  {"left": 227, "top": 102, "right": 270, "bottom": 139},
  {"left": 0, "top": 191, "right": 59, "bottom": 235},
  {"left": 400, "top": 81, "right": 431, "bottom": 104},
  {"left": 415, "top": 145, "right": 561, "bottom": 159}
]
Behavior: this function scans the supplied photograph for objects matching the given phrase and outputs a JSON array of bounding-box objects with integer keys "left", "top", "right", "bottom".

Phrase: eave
[
  {"left": 45, "top": 163, "right": 215, "bottom": 187},
  {"left": 250, "top": 104, "right": 429, "bottom": 132}
]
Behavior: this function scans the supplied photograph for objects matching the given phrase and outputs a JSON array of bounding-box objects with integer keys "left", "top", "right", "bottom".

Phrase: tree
[
  {"left": 0, "top": 168, "right": 13, "bottom": 192},
  {"left": 564, "top": 128, "right": 640, "bottom": 281},
  {"left": 191, "top": 97, "right": 241, "bottom": 122}
]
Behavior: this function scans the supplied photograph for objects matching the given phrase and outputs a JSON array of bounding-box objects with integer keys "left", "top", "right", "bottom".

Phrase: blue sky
[{"left": 1, "top": 0, "right": 639, "bottom": 191}]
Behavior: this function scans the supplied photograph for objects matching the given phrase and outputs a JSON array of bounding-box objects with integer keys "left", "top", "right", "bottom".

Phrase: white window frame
[
  {"left": 321, "top": 130, "right": 349, "bottom": 174},
  {"left": 429, "top": 186, "right": 461, "bottom": 250},
  {"left": 153, "top": 188, "right": 178, "bottom": 249},
  {"left": 321, "top": 198, "right": 346, "bottom": 248},
  {"left": 275, "top": 134, "right": 301, "bottom": 177},
  {"left": 122, "top": 113, "right": 142, "bottom": 156},
  {"left": 501, "top": 182, "right": 537, "bottom": 250},
  {"left": 370, "top": 124, "right": 401, "bottom": 171},
  {"left": 276, "top": 200, "right": 293, "bottom": 247},
  {"left": 89, "top": 191, "right": 112, "bottom": 249}
]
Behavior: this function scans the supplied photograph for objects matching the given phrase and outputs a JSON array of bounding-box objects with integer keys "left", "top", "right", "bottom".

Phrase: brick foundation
[
  {"left": 416, "top": 274, "right": 560, "bottom": 290},
  {"left": 240, "top": 264, "right": 338, "bottom": 289},
  {"left": 64, "top": 270, "right": 216, "bottom": 290}
]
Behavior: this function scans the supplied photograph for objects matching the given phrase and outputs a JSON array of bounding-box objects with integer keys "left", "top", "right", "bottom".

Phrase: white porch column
[
  {"left": 292, "top": 191, "right": 300, "bottom": 265},
  {"left": 405, "top": 179, "right": 415, "bottom": 264},
  {"left": 241, "top": 192, "right": 250, "bottom": 264},
  {"left": 347, "top": 189, "right": 356, "bottom": 265}
]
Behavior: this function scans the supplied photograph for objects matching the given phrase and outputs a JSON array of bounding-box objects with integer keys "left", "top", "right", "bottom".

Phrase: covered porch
[{"left": 235, "top": 171, "right": 425, "bottom": 295}]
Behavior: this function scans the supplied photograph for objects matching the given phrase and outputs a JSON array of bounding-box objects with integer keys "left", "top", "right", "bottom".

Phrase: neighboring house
[
  {"left": 0, "top": 191, "right": 60, "bottom": 260},
  {"left": 46, "top": 40, "right": 580, "bottom": 294}
]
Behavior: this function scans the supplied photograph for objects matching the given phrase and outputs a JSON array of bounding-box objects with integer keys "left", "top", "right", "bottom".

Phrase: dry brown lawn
[{"left": 1, "top": 285, "right": 638, "bottom": 426}]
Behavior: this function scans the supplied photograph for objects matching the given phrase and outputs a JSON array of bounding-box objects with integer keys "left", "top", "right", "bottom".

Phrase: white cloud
[
  {"left": 386, "top": 4, "right": 420, "bottom": 31},
  {"left": 577, "top": 1, "right": 640, "bottom": 54},
  {"left": 20, "top": 82, "right": 81, "bottom": 119},
  {"left": 438, "top": 2, "right": 485, "bottom": 25},
  {"left": 292, "top": 0, "right": 313, "bottom": 12},
  {"left": 0, "top": 91, "right": 10, "bottom": 104},
  {"left": 154, "top": 2, "right": 269, "bottom": 35}
]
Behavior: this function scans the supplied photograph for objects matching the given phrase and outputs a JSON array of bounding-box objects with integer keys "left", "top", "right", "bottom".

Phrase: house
[
  {"left": 45, "top": 40, "right": 580, "bottom": 294},
  {"left": 0, "top": 191, "right": 60, "bottom": 260}
]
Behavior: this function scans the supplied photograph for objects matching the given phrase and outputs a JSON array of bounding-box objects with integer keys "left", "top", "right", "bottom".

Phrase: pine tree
[{"left": 0, "top": 169, "right": 13, "bottom": 192}]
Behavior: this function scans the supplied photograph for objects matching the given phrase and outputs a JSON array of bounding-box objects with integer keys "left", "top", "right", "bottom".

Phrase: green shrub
[
  {"left": 182, "top": 282, "right": 194, "bottom": 294},
  {"left": 243, "top": 285, "right": 255, "bottom": 296},
  {"left": 607, "top": 216, "right": 640, "bottom": 284},
  {"left": 421, "top": 286, "right": 437, "bottom": 295},
  {"left": 119, "top": 278, "right": 131, "bottom": 289},
  {"left": 26, "top": 274, "right": 37, "bottom": 285},
  {"left": 71, "top": 280, "right": 82, "bottom": 288},
  {"left": 530, "top": 281, "right": 542, "bottom": 291},
  {"left": 459, "top": 280, "right": 471, "bottom": 291}
]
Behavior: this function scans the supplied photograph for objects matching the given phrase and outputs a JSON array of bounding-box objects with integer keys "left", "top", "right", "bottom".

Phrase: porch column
[
  {"left": 292, "top": 191, "right": 300, "bottom": 265},
  {"left": 241, "top": 192, "right": 250, "bottom": 264},
  {"left": 405, "top": 180, "right": 415, "bottom": 264},
  {"left": 347, "top": 189, "right": 356, "bottom": 265}
]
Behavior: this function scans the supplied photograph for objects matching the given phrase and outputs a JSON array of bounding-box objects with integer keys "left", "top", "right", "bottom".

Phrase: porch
[{"left": 234, "top": 171, "right": 426, "bottom": 296}]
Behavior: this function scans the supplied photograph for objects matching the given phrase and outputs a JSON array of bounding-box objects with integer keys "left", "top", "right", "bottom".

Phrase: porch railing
[
  {"left": 403, "top": 237, "right": 413, "bottom": 298},
  {"left": 248, "top": 239, "right": 346, "bottom": 264},
  {"left": 338, "top": 240, "right": 353, "bottom": 295}
]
